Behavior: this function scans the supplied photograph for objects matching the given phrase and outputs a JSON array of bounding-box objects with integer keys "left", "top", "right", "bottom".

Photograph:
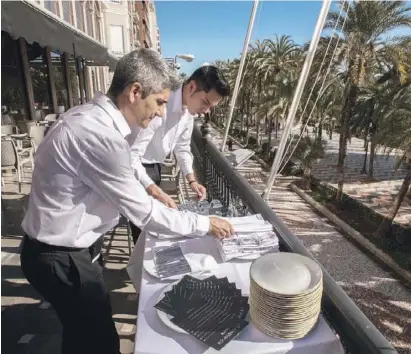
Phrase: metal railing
[{"left": 191, "top": 121, "right": 397, "bottom": 354}]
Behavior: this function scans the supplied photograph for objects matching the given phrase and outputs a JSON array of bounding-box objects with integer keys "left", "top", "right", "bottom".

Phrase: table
[{"left": 127, "top": 232, "right": 344, "bottom": 354}]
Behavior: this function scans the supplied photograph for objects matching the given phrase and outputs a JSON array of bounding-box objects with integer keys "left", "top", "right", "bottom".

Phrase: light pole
[{"left": 174, "top": 53, "right": 195, "bottom": 70}]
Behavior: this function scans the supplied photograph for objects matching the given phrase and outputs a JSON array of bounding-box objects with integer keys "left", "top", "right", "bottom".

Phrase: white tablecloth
[{"left": 127, "top": 232, "right": 344, "bottom": 354}]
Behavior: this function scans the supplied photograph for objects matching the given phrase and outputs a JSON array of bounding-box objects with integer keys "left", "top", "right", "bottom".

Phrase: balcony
[
  {"left": 1, "top": 119, "right": 405, "bottom": 353},
  {"left": 189, "top": 120, "right": 400, "bottom": 353}
]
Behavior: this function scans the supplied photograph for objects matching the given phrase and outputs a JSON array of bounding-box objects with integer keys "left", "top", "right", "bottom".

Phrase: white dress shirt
[
  {"left": 22, "top": 92, "right": 209, "bottom": 248},
  {"left": 129, "top": 87, "right": 195, "bottom": 188}
]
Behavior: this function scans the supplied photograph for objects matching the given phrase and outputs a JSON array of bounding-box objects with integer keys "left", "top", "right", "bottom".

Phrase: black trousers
[
  {"left": 20, "top": 235, "right": 119, "bottom": 354},
  {"left": 130, "top": 163, "right": 162, "bottom": 244}
]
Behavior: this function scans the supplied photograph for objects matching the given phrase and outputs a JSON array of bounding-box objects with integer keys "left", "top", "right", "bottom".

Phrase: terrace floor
[{"left": 2, "top": 129, "right": 411, "bottom": 353}]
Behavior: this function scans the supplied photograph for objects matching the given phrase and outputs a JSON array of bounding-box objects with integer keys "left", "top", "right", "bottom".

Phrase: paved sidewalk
[
  {"left": 253, "top": 126, "right": 411, "bottom": 226},
  {"left": 310, "top": 128, "right": 410, "bottom": 227}
]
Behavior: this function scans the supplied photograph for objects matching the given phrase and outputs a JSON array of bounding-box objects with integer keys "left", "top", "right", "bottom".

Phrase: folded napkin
[
  {"left": 221, "top": 215, "right": 273, "bottom": 233},
  {"left": 216, "top": 231, "right": 280, "bottom": 262},
  {"left": 178, "top": 237, "right": 219, "bottom": 273}
]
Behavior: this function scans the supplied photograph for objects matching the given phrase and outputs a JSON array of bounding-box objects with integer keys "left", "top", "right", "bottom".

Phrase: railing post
[
  {"left": 201, "top": 120, "right": 212, "bottom": 198},
  {"left": 200, "top": 119, "right": 212, "bottom": 139}
]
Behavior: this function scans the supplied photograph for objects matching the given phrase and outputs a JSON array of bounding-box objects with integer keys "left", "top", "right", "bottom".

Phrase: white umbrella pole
[
  {"left": 262, "top": 0, "right": 332, "bottom": 201},
  {"left": 220, "top": 0, "right": 259, "bottom": 152}
]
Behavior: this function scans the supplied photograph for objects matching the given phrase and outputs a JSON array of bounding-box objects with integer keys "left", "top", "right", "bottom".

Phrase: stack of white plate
[{"left": 249, "top": 252, "right": 323, "bottom": 339}]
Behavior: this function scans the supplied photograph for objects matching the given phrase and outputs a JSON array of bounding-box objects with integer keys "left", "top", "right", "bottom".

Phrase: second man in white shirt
[{"left": 129, "top": 65, "right": 230, "bottom": 243}]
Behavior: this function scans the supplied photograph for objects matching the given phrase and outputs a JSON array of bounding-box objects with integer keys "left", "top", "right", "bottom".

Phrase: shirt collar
[{"left": 92, "top": 92, "right": 131, "bottom": 138}]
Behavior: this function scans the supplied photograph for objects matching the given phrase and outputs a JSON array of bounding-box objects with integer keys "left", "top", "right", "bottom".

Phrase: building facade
[
  {"left": 1, "top": 0, "right": 115, "bottom": 122},
  {"left": 1, "top": 0, "right": 161, "bottom": 124}
]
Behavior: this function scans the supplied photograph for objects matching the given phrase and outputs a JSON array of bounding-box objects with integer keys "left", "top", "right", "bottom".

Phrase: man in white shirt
[
  {"left": 129, "top": 65, "right": 230, "bottom": 243},
  {"left": 20, "top": 49, "right": 232, "bottom": 354}
]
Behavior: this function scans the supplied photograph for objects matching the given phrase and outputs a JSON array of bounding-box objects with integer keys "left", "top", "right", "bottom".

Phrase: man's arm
[
  {"left": 129, "top": 120, "right": 159, "bottom": 189},
  {"left": 76, "top": 135, "right": 219, "bottom": 236},
  {"left": 174, "top": 118, "right": 206, "bottom": 200},
  {"left": 173, "top": 117, "right": 195, "bottom": 178},
  {"left": 130, "top": 118, "right": 177, "bottom": 208}
]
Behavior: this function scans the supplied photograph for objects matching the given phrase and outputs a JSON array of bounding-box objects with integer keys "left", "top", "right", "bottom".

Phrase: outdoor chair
[
  {"left": 1, "top": 138, "right": 34, "bottom": 193},
  {"left": 44, "top": 114, "right": 58, "bottom": 122},
  {"left": 29, "top": 125, "right": 48, "bottom": 149},
  {"left": 1, "top": 125, "right": 16, "bottom": 135}
]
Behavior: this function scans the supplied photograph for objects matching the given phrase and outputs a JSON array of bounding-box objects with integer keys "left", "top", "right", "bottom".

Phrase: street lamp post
[{"left": 174, "top": 53, "right": 195, "bottom": 70}]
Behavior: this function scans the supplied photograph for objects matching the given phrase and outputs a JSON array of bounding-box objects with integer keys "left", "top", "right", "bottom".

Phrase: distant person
[
  {"left": 128, "top": 65, "right": 230, "bottom": 244},
  {"left": 227, "top": 138, "right": 233, "bottom": 151}
]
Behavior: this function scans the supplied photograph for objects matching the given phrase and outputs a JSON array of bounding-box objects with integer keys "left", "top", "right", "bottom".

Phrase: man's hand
[
  {"left": 189, "top": 181, "right": 207, "bottom": 201},
  {"left": 146, "top": 184, "right": 178, "bottom": 209},
  {"left": 209, "top": 216, "right": 234, "bottom": 238}
]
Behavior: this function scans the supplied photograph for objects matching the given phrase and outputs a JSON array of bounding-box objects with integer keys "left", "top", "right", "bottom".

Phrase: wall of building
[{"left": 103, "top": 0, "right": 132, "bottom": 59}]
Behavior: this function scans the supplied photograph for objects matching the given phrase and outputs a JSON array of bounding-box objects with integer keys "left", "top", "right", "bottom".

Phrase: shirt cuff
[
  {"left": 196, "top": 215, "right": 210, "bottom": 236},
  {"left": 180, "top": 161, "right": 194, "bottom": 176},
  {"left": 139, "top": 173, "right": 155, "bottom": 189}
]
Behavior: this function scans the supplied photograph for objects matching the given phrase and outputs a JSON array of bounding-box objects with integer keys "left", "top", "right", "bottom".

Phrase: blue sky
[{"left": 155, "top": 1, "right": 411, "bottom": 75}]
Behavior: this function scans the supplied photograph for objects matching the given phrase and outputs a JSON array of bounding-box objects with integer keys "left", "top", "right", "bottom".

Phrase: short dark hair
[{"left": 186, "top": 66, "right": 230, "bottom": 97}]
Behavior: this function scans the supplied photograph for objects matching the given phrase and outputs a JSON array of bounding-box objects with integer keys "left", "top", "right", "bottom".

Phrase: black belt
[
  {"left": 23, "top": 235, "right": 104, "bottom": 262},
  {"left": 142, "top": 162, "right": 161, "bottom": 167}
]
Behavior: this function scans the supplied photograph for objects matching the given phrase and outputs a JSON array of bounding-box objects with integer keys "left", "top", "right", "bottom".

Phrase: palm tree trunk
[
  {"left": 304, "top": 166, "right": 312, "bottom": 189},
  {"left": 275, "top": 113, "right": 279, "bottom": 138},
  {"left": 361, "top": 138, "right": 368, "bottom": 174},
  {"left": 368, "top": 134, "right": 376, "bottom": 178},
  {"left": 318, "top": 119, "right": 323, "bottom": 140},
  {"left": 376, "top": 165, "right": 411, "bottom": 238},
  {"left": 267, "top": 119, "right": 273, "bottom": 159},
  {"left": 336, "top": 83, "right": 358, "bottom": 204},
  {"left": 256, "top": 120, "right": 260, "bottom": 148},
  {"left": 245, "top": 119, "right": 250, "bottom": 146}
]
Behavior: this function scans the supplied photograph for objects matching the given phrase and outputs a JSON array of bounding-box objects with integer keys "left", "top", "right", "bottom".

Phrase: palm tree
[
  {"left": 323, "top": 0, "right": 411, "bottom": 203},
  {"left": 293, "top": 136, "right": 327, "bottom": 189},
  {"left": 375, "top": 83, "right": 411, "bottom": 238}
]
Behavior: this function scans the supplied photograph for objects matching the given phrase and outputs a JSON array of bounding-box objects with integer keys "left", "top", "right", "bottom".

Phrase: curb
[{"left": 289, "top": 183, "right": 411, "bottom": 287}]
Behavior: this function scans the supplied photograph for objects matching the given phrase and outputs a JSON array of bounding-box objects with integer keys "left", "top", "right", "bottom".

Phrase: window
[
  {"left": 26, "top": 41, "right": 52, "bottom": 117},
  {"left": 1, "top": 32, "right": 28, "bottom": 118},
  {"left": 86, "top": 4, "right": 94, "bottom": 37},
  {"left": 109, "top": 25, "right": 124, "bottom": 58},
  {"left": 62, "top": 1, "right": 72, "bottom": 24},
  {"left": 95, "top": 18, "right": 102, "bottom": 42},
  {"left": 68, "top": 56, "right": 81, "bottom": 106},
  {"left": 75, "top": 2, "right": 84, "bottom": 32},
  {"left": 44, "top": 0, "right": 58, "bottom": 14},
  {"left": 51, "top": 51, "right": 69, "bottom": 111},
  {"left": 99, "top": 67, "right": 106, "bottom": 92}
]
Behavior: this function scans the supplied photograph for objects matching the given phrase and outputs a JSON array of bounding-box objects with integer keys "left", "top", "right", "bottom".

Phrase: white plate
[
  {"left": 156, "top": 273, "right": 211, "bottom": 334},
  {"left": 250, "top": 253, "right": 322, "bottom": 295}
]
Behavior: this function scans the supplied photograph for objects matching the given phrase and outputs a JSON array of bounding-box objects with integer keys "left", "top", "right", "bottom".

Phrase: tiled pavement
[
  {"left": 211, "top": 126, "right": 411, "bottom": 353},
  {"left": 254, "top": 126, "right": 411, "bottom": 227},
  {"left": 310, "top": 130, "right": 410, "bottom": 226}
]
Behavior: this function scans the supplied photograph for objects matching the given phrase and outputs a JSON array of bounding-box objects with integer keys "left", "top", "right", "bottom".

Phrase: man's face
[
  {"left": 127, "top": 85, "right": 170, "bottom": 128},
  {"left": 185, "top": 81, "right": 223, "bottom": 116}
]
